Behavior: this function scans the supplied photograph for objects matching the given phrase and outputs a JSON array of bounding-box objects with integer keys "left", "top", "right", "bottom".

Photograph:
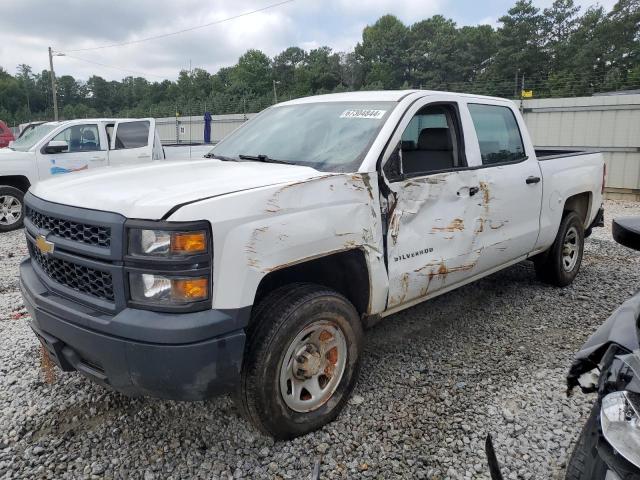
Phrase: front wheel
[
  {"left": 0, "top": 186, "right": 25, "bottom": 233},
  {"left": 535, "top": 211, "right": 585, "bottom": 287},
  {"left": 565, "top": 401, "right": 608, "bottom": 480},
  {"left": 237, "top": 283, "right": 363, "bottom": 439}
]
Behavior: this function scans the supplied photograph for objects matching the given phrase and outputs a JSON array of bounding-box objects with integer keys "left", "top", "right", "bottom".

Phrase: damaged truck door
[{"left": 383, "top": 100, "right": 484, "bottom": 307}]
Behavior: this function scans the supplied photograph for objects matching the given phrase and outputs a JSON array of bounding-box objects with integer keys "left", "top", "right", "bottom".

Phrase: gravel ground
[{"left": 1, "top": 199, "right": 640, "bottom": 480}]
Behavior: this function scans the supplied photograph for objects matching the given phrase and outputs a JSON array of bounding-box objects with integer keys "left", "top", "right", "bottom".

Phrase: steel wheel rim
[
  {"left": 279, "top": 320, "right": 348, "bottom": 413},
  {"left": 0, "top": 195, "right": 22, "bottom": 226},
  {"left": 562, "top": 225, "right": 579, "bottom": 272}
]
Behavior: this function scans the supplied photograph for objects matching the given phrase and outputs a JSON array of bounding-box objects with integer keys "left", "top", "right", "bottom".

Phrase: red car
[{"left": 0, "top": 121, "right": 15, "bottom": 148}]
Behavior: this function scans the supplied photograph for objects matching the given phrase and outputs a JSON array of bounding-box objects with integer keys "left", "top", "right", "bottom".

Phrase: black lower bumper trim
[{"left": 22, "top": 262, "right": 246, "bottom": 401}]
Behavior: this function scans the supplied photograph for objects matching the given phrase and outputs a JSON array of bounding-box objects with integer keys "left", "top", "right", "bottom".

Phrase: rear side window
[
  {"left": 114, "top": 121, "right": 149, "bottom": 149},
  {"left": 468, "top": 104, "right": 526, "bottom": 165}
]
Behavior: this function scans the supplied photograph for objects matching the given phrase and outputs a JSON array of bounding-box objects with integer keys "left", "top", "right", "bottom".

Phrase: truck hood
[
  {"left": 30, "top": 159, "right": 330, "bottom": 219},
  {"left": 0, "top": 147, "right": 31, "bottom": 159}
]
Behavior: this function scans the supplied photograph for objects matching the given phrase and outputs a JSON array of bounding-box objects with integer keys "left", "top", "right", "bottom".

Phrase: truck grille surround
[{"left": 24, "top": 194, "right": 127, "bottom": 312}]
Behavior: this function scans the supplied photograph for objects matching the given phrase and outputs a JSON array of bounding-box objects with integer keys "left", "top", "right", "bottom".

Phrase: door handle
[
  {"left": 137, "top": 154, "right": 151, "bottom": 159},
  {"left": 526, "top": 176, "right": 541, "bottom": 184},
  {"left": 469, "top": 186, "right": 480, "bottom": 196},
  {"left": 90, "top": 156, "right": 105, "bottom": 161}
]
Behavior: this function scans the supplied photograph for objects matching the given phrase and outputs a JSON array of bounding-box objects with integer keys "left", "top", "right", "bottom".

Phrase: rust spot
[
  {"left": 39, "top": 343, "right": 57, "bottom": 384},
  {"left": 474, "top": 218, "right": 485, "bottom": 233},
  {"left": 479, "top": 181, "right": 490, "bottom": 209},
  {"left": 398, "top": 272, "right": 410, "bottom": 304},
  {"left": 431, "top": 218, "right": 464, "bottom": 233},
  {"left": 343, "top": 240, "right": 358, "bottom": 248},
  {"left": 389, "top": 210, "right": 402, "bottom": 245},
  {"left": 490, "top": 220, "right": 508, "bottom": 230}
]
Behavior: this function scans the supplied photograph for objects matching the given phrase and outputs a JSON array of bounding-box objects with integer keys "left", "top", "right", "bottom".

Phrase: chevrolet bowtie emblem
[{"left": 35, "top": 235, "right": 55, "bottom": 255}]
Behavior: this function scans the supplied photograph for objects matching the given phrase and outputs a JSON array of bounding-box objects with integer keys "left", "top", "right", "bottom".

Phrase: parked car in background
[
  {"left": 0, "top": 120, "right": 15, "bottom": 148},
  {"left": 566, "top": 216, "right": 640, "bottom": 480},
  {"left": 0, "top": 118, "right": 207, "bottom": 232},
  {"left": 20, "top": 90, "right": 605, "bottom": 439}
]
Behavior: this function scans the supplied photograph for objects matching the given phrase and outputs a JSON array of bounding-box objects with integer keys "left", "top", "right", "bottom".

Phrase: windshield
[
  {"left": 210, "top": 101, "right": 395, "bottom": 172},
  {"left": 10, "top": 124, "right": 57, "bottom": 152}
]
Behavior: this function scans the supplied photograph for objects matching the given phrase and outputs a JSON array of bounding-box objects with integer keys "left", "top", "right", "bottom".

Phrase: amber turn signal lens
[
  {"left": 171, "top": 231, "right": 207, "bottom": 254},
  {"left": 171, "top": 278, "right": 209, "bottom": 301}
]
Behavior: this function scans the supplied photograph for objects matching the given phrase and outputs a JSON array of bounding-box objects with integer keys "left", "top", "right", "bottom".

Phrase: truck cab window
[
  {"left": 50, "top": 125, "right": 101, "bottom": 153},
  {"left": 397, "top": 105, "right": 464, "bottom": 176},
  {"left": 468, "top": 104, "right": 526, "bottom": 165},
  {"left": 114, "top": 121, "right": 149, "bottom": 149}
]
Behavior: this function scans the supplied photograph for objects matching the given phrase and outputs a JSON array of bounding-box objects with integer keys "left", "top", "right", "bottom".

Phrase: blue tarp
[{"left": 204, "top": 112, "right": 212, "bottom": 144}]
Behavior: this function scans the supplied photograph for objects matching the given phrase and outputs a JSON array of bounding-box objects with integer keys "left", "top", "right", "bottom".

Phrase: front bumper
[{"left": 21, "top": 259, "right": 247, "bottom": 401}]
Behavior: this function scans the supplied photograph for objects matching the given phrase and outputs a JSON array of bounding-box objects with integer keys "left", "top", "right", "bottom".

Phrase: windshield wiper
[
  {"left": 238, "top": 154, "right": 293, "bottom": 165},
  {"left": 204, "top": 153, "right": 238, "bottom": 161}
]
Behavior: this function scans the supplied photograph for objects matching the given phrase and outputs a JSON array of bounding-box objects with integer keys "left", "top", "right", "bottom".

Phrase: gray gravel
[{"left": 2, "top": 200, "right": 640, "bottom": 480}]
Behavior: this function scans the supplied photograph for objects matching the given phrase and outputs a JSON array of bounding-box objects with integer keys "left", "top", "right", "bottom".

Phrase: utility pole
[
  {"left": 48, "top": 47, "right": 65, "bottom": 121},
  {"left": 520, "top": 73, "right": 526, "bottom": 113},
  {"left": 272, "top": 80, "right": 280, "bottom": 104}
]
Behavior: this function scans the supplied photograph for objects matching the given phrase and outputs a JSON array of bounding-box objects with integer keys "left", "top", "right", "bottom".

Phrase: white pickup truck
[
  {"left": 0, "top": 118, "right": 210, "bottom": 232},
  {"left": 19, "top": 90, "right": 605, "bottom": 439}
]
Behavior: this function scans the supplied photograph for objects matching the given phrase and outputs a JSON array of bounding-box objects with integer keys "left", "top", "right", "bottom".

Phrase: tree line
[{"left": 0, "top": 0, "right": 638, "bottom": 125}]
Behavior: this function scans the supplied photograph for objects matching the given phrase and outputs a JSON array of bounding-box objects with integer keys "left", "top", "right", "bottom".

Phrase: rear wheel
[
  {"left": 565, "top": 401, "right": 608, "bottom": 480},
  {"left": 237, "top": 283, "right": 363, "bottom": 439},
  {"left": 0, "top": 186, "right": 25, "bottom": 232},
  {"left": 535, "top": 211, "right": 584, "bottom": 287}
]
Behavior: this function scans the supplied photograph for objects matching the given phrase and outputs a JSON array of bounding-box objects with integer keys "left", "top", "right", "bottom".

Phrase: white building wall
[
  {"left": 522, "top": 94, "right": 640, "bottom": 197},
  {"left": 156, "top": 113, "right": 255, "bottom": 145}
]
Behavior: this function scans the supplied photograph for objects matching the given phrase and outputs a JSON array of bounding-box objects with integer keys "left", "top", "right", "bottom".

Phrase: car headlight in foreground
[
  {"left": 125, "top": 221, "right": 212, "bottom": 311},
  {"left": 601, "top": 390, "right": 640, "bottom": 469}
]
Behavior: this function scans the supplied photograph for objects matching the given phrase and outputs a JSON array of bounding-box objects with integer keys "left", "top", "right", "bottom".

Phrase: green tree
[{"left": 355, "top": 15, "right": 409, "bottom": 88}]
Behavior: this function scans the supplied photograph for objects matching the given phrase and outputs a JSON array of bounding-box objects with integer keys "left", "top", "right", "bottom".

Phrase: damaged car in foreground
[{"left": 566, "top": 216, "right": 640, "bottom": 480}]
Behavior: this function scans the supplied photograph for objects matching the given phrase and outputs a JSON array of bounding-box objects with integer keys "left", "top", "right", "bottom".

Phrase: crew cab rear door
[
  {"left": 108, "top": 119, "right": 156, "bottom": 166},
  {"left": 381, "top": 97, "right": 485, "bottom": 309},
  {"left": 462, "top": 101, "right": 543, "bottom": 272}
]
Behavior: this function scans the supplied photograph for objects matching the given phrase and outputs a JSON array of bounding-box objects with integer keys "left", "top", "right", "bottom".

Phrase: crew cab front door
[
  {"left": 36, "top": 123, "right": 107, "bottom": 179},
  {"left": 382, "top": 98, "right": 485, "bottom": 309},
  {"left": 108, "top": 119, "right": 156, "bottom": 166}
]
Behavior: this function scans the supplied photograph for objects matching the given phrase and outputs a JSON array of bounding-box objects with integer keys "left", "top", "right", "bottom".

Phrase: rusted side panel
[{"left": 174, "top": 172, "right": 388, "bottom": 312}]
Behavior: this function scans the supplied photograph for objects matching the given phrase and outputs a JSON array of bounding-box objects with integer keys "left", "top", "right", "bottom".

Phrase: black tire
[
  {"left": 565, "top": 401, "right": 608, "bottom": 480},
  {"left": 535, "top": 211, "right": 584, "bottom": 287},
  {"left": 237, "top": 283, "right": 363, "bottom": 439},
  {"left": 0, "top": 186, "right": 25, "bottom": 232}
]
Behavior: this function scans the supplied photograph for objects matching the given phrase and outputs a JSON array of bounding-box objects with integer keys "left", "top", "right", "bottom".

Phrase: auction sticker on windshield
[{"left": 340, "top": 109, "right": 386, "bottom": 119}]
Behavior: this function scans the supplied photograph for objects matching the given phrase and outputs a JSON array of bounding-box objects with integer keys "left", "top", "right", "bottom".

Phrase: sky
[{"left": 0, "top": 0, "right": 618, "bottom": 82}]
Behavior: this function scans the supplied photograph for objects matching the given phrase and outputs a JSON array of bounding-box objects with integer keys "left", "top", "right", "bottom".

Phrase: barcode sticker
[{"left": 340, "top": 109, "right": 386, "bottom": 119}]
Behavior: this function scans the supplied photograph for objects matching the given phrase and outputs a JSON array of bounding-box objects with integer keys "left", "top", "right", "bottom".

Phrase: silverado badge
[{"left": 35, "top": 235, "right": 55, "bottom": 255}]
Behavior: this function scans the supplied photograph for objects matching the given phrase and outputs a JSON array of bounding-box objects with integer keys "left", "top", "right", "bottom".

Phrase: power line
[
  {"left": 60, "top": 0, "right": 295, "bottom": 53},
  {"left": 63, "top": 53, "right": 166, "bottom": 79}
]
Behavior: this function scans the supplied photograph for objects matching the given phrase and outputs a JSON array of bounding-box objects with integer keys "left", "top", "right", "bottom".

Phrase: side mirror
[
  {"left": 44, "top": 140, "right": 69, "bottom": 154},
  {"left": 613, "top": 217, "right": 640, "bottom": 251}
]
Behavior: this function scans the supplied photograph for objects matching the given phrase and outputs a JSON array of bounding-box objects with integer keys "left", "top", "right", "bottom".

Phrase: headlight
[
  {"left": 129, "top": 273, "right": 209, "bottom": 305},
  {"left": 601, "top": 390, "right": 640, "bottom": 469},
  {"left": 128, "top": 228, "right": 208, "bottom": 257}
]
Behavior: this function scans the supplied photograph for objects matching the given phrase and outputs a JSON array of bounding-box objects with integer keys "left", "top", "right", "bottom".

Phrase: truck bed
[
  {"left": 535, "top": 150, "right": 604, "bottom": 251},
  {"left": 535, "top": 148, "right": 598, "bottom": 161},
  {"left": 163, "top": 144, "right": 213, "bottom": 160}
]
